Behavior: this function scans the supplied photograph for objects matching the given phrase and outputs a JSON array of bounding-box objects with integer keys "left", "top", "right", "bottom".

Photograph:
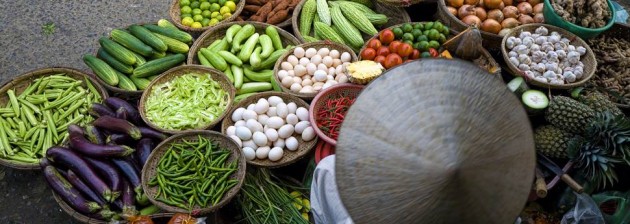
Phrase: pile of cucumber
[
  {"left": 83, "top": 20, "right": 192, "bottom": 91},
  {"left": 197, "top": 24, "right": 290, "bottom": 102}
]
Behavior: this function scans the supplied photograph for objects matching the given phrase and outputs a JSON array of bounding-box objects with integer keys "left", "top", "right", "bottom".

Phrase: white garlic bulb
[
  {"left": 509, "top": 57, "right": 520, "bottom": 66},
  {"left": 535, "top": 26, "right": 549, "bottom": 35}
]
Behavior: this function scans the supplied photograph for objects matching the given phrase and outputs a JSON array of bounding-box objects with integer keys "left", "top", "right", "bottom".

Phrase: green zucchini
[
  {"left": 152, "top": 33, "right": 189, "bottom": 54},
  {"left": 143, "top": 24, "right": 193, "bottom": 44},
  {"left": 115, "top": 71, "right": 137, "bottom": 91},
  {"left": 97, "top": 48, "right": 134, "bottom": 74},
  {"left": 83, "top": 55, "right": 119, "bottom": 86},
  {"left": 99, "top": 37, "right": 137, "bottom": 65},
  {"left": 110, "top": 29, "right": 154, "bottom": 57},
  {"left": 129, "top": 25, "right": 168, "bottom": 52},
  {"left": 131, "top": 54, "right": 185, "bottom": 78}
]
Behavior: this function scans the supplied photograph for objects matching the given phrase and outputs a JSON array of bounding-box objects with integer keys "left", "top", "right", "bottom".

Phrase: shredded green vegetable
[{"left": 145, "top": 73, "right": 228, "bottom": 130}]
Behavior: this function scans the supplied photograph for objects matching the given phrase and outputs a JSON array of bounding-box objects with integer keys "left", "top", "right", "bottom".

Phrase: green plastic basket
[{"left": 543, "top": 0, "right": 616, "bottom": 39}]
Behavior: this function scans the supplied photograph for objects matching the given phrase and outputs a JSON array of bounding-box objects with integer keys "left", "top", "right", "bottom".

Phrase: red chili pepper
[{"left": 429, "top": 48, "right": 439, "bottom": 57}]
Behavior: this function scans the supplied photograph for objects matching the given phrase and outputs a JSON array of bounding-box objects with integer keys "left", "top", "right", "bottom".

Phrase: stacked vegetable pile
[
  {"left": 84, "top": 20, "right": 191, "bottom": 91},
  {"left": 41, "top": 97, "right": 168, "bottom": 221},
  {"left": 197, "top": 24, "right": 290, "bottom": 98},
  {"left": 240, "top": 0, "right": 300, "bottom": 24},
  {"left": 0, "top": 74, "right": 102, "bottom": 164},
  {"left": 445, "top": 0, "right": 544, "bottom": 35},
  {"left": 297, "top": 0, "right": 389, "bottom": 50},
  {"left": 587, "top": 35, "right": 630, "bottom": 105},
  {"left": 178, "top": 0, "right": 239, "bottom": 28},
  {"left": 277, "top": 46, "right": 352, "bottom": 94},
  {"left": 313, "top": 93, "right": 356, "bottom": 141},
  {"left": 551, "top": 0, "right": 611, "bottom": 28}
]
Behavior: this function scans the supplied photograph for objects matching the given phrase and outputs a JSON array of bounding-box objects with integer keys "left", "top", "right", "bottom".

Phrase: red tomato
[
  {"left": 367, "top": 39, "right": 382, "bottom": 50},
  {"left": 383, "top": 54, "right": 403, "bottom": 69},
  {"left": 398, "top": 43, "right": 413, "bottom": 58},
  {"left": 410, "top": 49, "right": 420, "bottom": 59},
  {"left": 374, "top": 55, "right": 386, "bottom": 65},
  {"left": 379, "top": 29, "right": 395, "bottom": 44},
  {"left": 376, "top": 46, "right": 390, "bottom": 56},
  {"left": 388, "top": 41, "right": 402, "bottom": 55},
  {"left": 429, "top": 48, "right": 439, "bottom": 57},
  {"left": 360, "top": 48, "right": 376, "bottom": 60}
]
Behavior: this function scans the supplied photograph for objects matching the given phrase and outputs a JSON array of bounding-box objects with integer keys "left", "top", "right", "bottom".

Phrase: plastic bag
[
  {"left": 592, "top": 191, "right": 630, "bottom": 224},
  {"left": 561, "top": 193, "right": 605, "bottom": 224},
  {"left": 612, "top": 0, "right": 629, "bottom": 24}
]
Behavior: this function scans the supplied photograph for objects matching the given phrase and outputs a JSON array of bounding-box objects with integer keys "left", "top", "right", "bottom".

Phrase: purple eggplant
[
  {"left": 68, "top": 124, "right": 84, "bottom": 136},
  {"left": 88, "top": 103, "right": 116, "bottom": 118},
  {"left": 84, "top": 125, "right": 106, "bottom": 145},
  {"left": 136, "top": 138, "right": 155, "bottom": 167},
  {"left": 104, "top": 97, "right": 142, "bottom": 124},
  {"left": 43, "top": 166, "right": 102, "bottom": 214},
  {"left": 121, "top": 180, "right": 138, "bottom": 217},
  {"left": 115, "top": 107, "right": 128, "bottom": 121},
  {"left": 65, "top": 169, "right": 107, "bottom": 205},
  {"left": 39, "top": 157, "right": 51, "bottom": 169},
  {"left": 87, "top": 209, "right": 116, "bottom": 220},
  {"left": 111, "top": 199, "right": 124, "bottom": 211},
  {"left": 93, "top": 116, "right": 142, "bottom": 140},
  {"left": 46, "top": 147, "right": 114, "bottom": 202},
  {"left": 106, "top": 133, "right": 134, "bottom": 145},
  {"left": 111, "top": 158, "right": 142, "bottom": 196},
  {"left": 138, "top": 126, "right": 168, "bottom": 141},
  {"left": 84, "top": 157, "right": 123, "bottom": 197},
  {"left": 69, "top": 130, "right": 134, "bottom": 157}
]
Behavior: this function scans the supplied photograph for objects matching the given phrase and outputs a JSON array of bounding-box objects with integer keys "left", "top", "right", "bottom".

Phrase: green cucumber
[
  {"left": 238, "top": 33, "right": 260, "bottom": 62},
  {"left": 231, "top": 24, "right": 255, "bottom": 53},
  {"left": 110, "top": 29, "right": 154, "bottom": 57},
  {"left": 198, "top": 51, "right": 214, "bottom": 68},
  {"left": 99, "top": 37, "right": 137, "bottom": 65},
  {"left": 265, "top": 26, "right": 283, "bottom": 50},
  {"left": 224, "top": 65, "right": 234, "bottom": 83},
  {"left": 131, "top": 54, "right": 185, "bottom": 78},
  {"left": 157, "top": 19, "right": 177, "bottom": 29},
  {"left": 243, "top": 66, "right": 273, "bottom": 82},
  {"left": 522, "top": 90, "right": 549, "bottom": 114},
  {"left": 83, "top": 55, "right": 119, "bottom": 86},
  {"left": 258, "top": 34, "right": 274, "bottom": 59},
  {"left": 271, "top": 73, "right": 282, "bottom": 92},
  {"left": 152, "top": 33, "right": 189, "bottom": 54},
  {"left": 232, "top": 65, "right": 244, "bottom": 89},
  {"left": 130, "top": 77, "right": 151, "bottom": 90},
  {"left": 234, "top": 93, "right": 257, "bottom": 103},
  {"left": 210, "top": 38, "right": 229, "bottom": 52},
  {"left": 507, "top": 77, "right": 529, "bottom": 98},
  {"left": 115, "top": 71, "right": 137, "bottom": 91},
  {"left": 252, "top": 49, "right": 287, "bottom": 71},
  {"left": 226, "top": 24, "right": 242, "bottom": 43},
  {"left": 200, "top": 49, "right": 228, "bottom": 71},
  {"left": 250, "top": 46, "right": 262, "bottom": 68},
  {"left": 237, "top": 82, "right": 272, "bottom": 95},
  {"left": 217, "top": 51, "right": 243, "bottom": 66},
  {"left": 97, "top": 48, "right": 134, "bottom": 74},
  {"left": 143, "top": 24, "right": 193, "bottom": 43},
  {"left": 129, "top": 25, "right": 168, "bottom": 52},
  {"left": 130, "top": 51, "right": 147, "bottom": 67}
]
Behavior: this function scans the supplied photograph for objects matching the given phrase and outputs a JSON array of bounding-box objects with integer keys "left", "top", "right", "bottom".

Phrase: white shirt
[{"left": 310, "top": 155, "right": 354, "bottom": 224}]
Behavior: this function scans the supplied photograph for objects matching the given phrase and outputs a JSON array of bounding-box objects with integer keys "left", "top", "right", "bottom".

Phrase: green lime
[
  {"left": 428, "top": 40, "right": 440, "bottom": 49},
  {"left": 433, "top": 23, "right": 444, "bottom": 34},
  {"left": 423, "top": 30, "right": 430, "bottom": 36},
  {"left": 403, "top": 40, "right": 414, "bottom": 46},
  {"left": 418, "top": 41, "right": 429, "bottom": 51},
  {"left": 193, "top": 14, "right": 204, "bottom": 22},
  {"left": 202, "top": 10, "right": 212, "bottom": 17},
  {"left": 421, "top": 51, "right": 431, "bottom": 58},
  {"left": 411, "top": 29, "right": 423, "bottom": 38},
  {"left": 191, "top": 22, "right": 203, "bottom": 28},
  {"left": 201, "top": 18, "right": 211, "bottom": 26},
  {"left": 439, "top": 34, "right": 446, "bottom": 44},
  {"left": 210, "top": 3, "right": 220, "bottom": 11},
  {"left": 402, "top": 33, "right": 414, "bottom": 42},
  {"left": 209, "top": 0, "right": 218, "bottom": 3},
  {"left": 200, "top": 1, "right": 211, "bottom": 10},
  {"left": 211, "top": 11, "right": 220, "bottom": 18},
  {"left": 402, "top": 23, "right": 413, "bottom": 33},
  {"left": 219, "top": 6, "right": 231, "bottom": 14},
  {"left": 424, "top": 22, "right": 434, "bottom": 30},
  {"left": 441, "top": 26, "right": 450, "bottom": 36},
  {"left": 413, "top": 23, "right": 424, "bottom": 30},
  {"left": 181, "top": 5, "right": 192, "bottom": 14},
  {"left": 216, "top": 15, "right": 223, "bottom": 21},
  {"left": 413, "top": 42, "right": 421, "bottom": 50},
  {"left": 180, "top": 0, "right": 191, "bottom": 6},
  {"left": 225, "top": 1, "right": 236, "bottom": 11},
  {"left": 200, "top": 0, "right": 208, "bottom": 2},
  {"left": 392, "top": 27, "right": 404, "bottom": 39},
  {"left": 428, "top": 29, "right": 440, "bottom": 41},
  {"left": 190, "top": 1, "right": 200, "bottom": 9},
  {"left": 192, "top": 8, "right": 202, "bottom": 15},
  {"left": 416, "top": 35, "right": 428, "bottom": 42},
  {"left": 181, "top": 17, "right": 194, "bottom": 26},
  {"left": 222, "top": 12, "right": 232, "bottom": 18},
  {"left": 209, "top": 18, "right": 220, "bottom": 25},
  {"left": 180, "top": 13, "right": 192, "bottom": 19},
  {"left": 218, "top": 0, "right": 227, "bottom": 5}
]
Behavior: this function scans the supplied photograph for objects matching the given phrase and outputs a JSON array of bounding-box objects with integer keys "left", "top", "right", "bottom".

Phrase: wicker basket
[
  {"left": 53, "top": 193, "right": 175, "bottom": 224},
  {"left": 501, "top": 24, "right": 597, "bottom": 89},
  {"left": 273, "top": 41, "right": 358, "bottom": 100},
  {"left": 138, "top": 65, "right": 235, "bottom": 135},
  {"left": 187, "top": 21, "right": 301, "bottom": 65},
  {"left": 291, "top": 0, "right": 411, "bottom": 44},
  {"left": 141, "top": 130, "right": 246, "bottom": 215},
  {"left": 374, "top": 0, "right": 428, "bottom": 6},
  {"left": 0, "top": 67, "right": 108, "bottom": 170},
  {"left": 309, "top": 84, "right": 364, "bottom": 146},
  {"left": 221, "top": 92, "right": 318, "bottom": 168},
  {"left": 169, "top": 0, "right": 245, "bottom": 34},
  {"left": 436, "top": 0, "right": 504, "bottom": 51}
]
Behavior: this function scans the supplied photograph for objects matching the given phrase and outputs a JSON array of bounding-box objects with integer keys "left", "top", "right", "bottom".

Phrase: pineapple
[
  {"left": 576, "top": 90, "right": 623, "bottom": 116},
  {"left": 584, "top": 111, "right": 630, "bottom": 164},
  {"left": 567, "top": 137, "right": 623, "bottom": 189},
  {"left": 346, "top": 60, "right": 385, "bottom": 85},
  {"left": 545, "top": 96, "right": 595, "bottom": 134},
  {"left": 533, "top": 125, "right": 574, "bottom": 159}
]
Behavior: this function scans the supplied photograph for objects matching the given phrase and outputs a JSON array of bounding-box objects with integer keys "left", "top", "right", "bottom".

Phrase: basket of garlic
[
  {"left": 221, "top": 92, "right": 318, "bottom": 168},
  {"left": 501, "top": 24, "right": 596, "bottom": 89}
]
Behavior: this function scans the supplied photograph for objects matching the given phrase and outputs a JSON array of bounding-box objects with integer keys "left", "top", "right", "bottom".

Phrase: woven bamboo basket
[
  {"left": 237, "top": 0, "right": 300, "bottom": 29},
  {"left": 187, "top": 21, "right": 301, "bottom": 65},
  {"left": 273, "top": 41, "right": 358, "bottom": 100},
  {"left": 138, "top": 65, "right": 235, "bottom": 135},
  {"left": 291, "top": 0, "right": 411, "bottom": 44},
  {"left": 221, "top": 92, "right": 318, "bottom": 168},
  {"left": 141, "top": 130, "right": 246, "bottom": 215},
  {"left": 436, "top": 0, "right": 504, "bottom": 51},
  {"left": 169, "top": 0, "right": 245, "bottom": 34},
  {"left": 501, "top": 24, "right": 597, "bottom": 89},
  {"left": 0, "top": 67, "right": 108, "bottom": 170},
  {"left": 374, "top": 0, "right": 428, "bottom": 7},
  {"left": 53, "top": 193, "right": 175, "bottom": 224}
]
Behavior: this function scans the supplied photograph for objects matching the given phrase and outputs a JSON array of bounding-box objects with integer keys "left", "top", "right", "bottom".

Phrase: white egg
[
  {"left": 300, "top": 86, "right": 315, "bottom": 93},
  {"left": 286, "top": 137, "right": 299, "bottom": 151},
  {"left": 281, "top": 61, "right": 293, "bottom": 70},
  {"left": 287, "top": 55, "right": 299, "bottom": 66},
  {"left": 294, "top": 121, "right": 310, "bottom": 134},
  {"left": 316, "top": 64, "right": 327, "bottom": 72},
  {"left": 268, "top": 147, "right": 284, "bottom": 161},
  {"left": 274, "top": 138, "right": 285, "bottom": 148},
  {"left": 281, "top": 76, "right": 294, "bottom": 88},
  {"left": 317, "top": 48, "right": 330, "bottom": 57},
  {"left": 313, "top": 70, "right": 327, "bottom": 82},
  {"left": 335, "top": 65, "right": 344, "bottom": 75},
  {"left": 296, "top": 107, "right": 309, "bottom": 121},
  {"left": 278, "top": 124, "right": 295, "bottom": 139},
  {"left": 337, "top": 74, "right": 349, "bottom": 83},
  {"left": 306, "top": 63, "right": 317, "bottom": 75},
  {"left": 330, "top": 50, "right": 340, "bottom": 59},
  {"left": 313, "top": 85, "right": 322, "bottom": 91},
  {"left": 265, "top": 128, "right": 279, "bottom": 142},
  {"left": 231, "top": 108, "right": 246, "bottom": 122},
  {"left": 293, "top": 47, "right": 306, "bottom": 58},
  {"left": 288, "top": 70, "right": 295, "bottom": 76},
  {"left": 243, "top": 140, "right": 257, "bottom": 149},
  {"left": 303, "top": 75, "right": 312, "bottom": 81},
  {"left": 229, "top": 135, "right": 243, "bottom": 147},
  {"left": 302, "top": 127, "right": 316, "bottom": 141},
  {"left": 257, "top": 114, "right": 269, "bottom": 125},
  {"left": 226, "top": 126, "right": 236, "bottom": 136},
  {"left": 278, "top": 70, "right": 288, "bottom": 80},
  {"left": 327, "top": 75, "right": 334, "bottom": 81},
  {"left": 311, "top": 55, "right": 322, "bottom": 65},
  {"left": 234, "top": 120, "right": 246, "bottom": 127},
  {"left": 332, "top": 58, "right": 342, "bottom": 67},
  {"left": 242, "top": 109, "right": 258, "bottom": 120},
  {"left": 305, "top": 48, "right": 317, "bottom": 58},
  {"left": 246, "top": 119, "right": 263, "bottom": 132},
  {"left": 301, "top": 79, "right": 313, "bottom": 87},
  {"left": 340, "top": 52, "right": 351, "bottom": 62},
  {"left": 322, "top": 56, "right": 333, "bottom": 67},
  {"left": 328, "top": 67, "right": 336, "bottom": 76},
  {"left": 266, "top": 116, "right": 285, "bottom": 129},
  {"left": 266, "top": 107, "right": 277, "bottom": 117},
  {"left": 252, "top": 132, "right": 268, "bottom": 147},
  {"left": 263, "top": 125, "right": 270, "bottom": 132},
  {"left": 235, "top": 126, "right": 252, "bottom": 140},
  {"left": 256, "top": 146, "right": 270, "bottom": 159},
  {"left": 294, "top": 64, "right": 307, "bottom": 77},
  {"left": 299, "top": 57, "right": 310, "bottom": 66},
  {"left": 292, "top": 76, "right": 302, "bottom": 84},
  {"left": 286, "top": 114, "right": 299, "bottom": 125},
  {"left": 267, "top": 96, "right": 283, "bottom": 106},
  {"left": 287, "top": 102, "right": 297, "bottom": 114},
  {"left": 254, "top": 99, "right": 270, "bottom": 114},
  {"left": 322, "top": 82, "right": 333, "bottom": 89},
  {"left": 290, "top": 83, "right": 302, "bottom": 92},
  {"left": 276, "top": 103, "right": 289, "bottom": 118},
  {"left": 242, "top": 147, "right": 256, "bottom": 161}
]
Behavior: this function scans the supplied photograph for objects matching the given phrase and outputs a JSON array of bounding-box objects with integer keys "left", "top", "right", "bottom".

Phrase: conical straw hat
[{"left": 336, "top": 59, "right": 535, "bottom": 224}]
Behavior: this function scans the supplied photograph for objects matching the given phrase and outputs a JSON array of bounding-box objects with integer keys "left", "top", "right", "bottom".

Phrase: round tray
[
  {"left": 139, "top": 65, "right": 235, "bottom": 135},
  {"left": 309, "top": 83, "right": 364, "bottom": 146},
  {"left": 273, "top": 41, "right": 357, "bottom": 100},
  {"left": 0, "top": 67, "right": 109, "bottom": 170},
  {"left": 221, "top": 92, "right": 318, "bottom": 168},
  {"left": 141, "top": 130, "right": 246, "bottom": 215},
  {"left": 169, "top": 0, "right": 246, "bottom": 34}
]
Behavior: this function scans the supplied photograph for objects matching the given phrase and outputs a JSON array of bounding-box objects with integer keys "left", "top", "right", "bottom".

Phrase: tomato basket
[{"left": 309, "top": 84, "right": 364, "bottom": 146}]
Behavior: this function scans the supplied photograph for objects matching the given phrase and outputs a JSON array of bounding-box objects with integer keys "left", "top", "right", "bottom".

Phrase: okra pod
[
  {"left": 7, "top": 90, "right": 20, "bottom": 117},
  {"left": 34, "top": 129, "right": 45, "bottom": 155},
  {"left": 44, "top": 111, "right": 58, "bottom": 141},
  {"left": 58, "top": 115, "right": 84, "bottom": 132},
  {"left": 0, "top": 121, "right": 13, "bottom": 156},
  {"left": 18, "top": 78, "right": 42, "bottom": 99},
  {"left": 56, "top": 99, "right": 85, "bottom": 125},
  {"left": 21, "top": 106, "right": 39, "bottom": 127}
]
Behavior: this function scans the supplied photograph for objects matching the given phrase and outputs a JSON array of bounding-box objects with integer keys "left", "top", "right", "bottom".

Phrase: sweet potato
[
  {"left": 246, "top": 0, "right": 263, "bottom": 5},
  {"left": 267, "top": 9, "right": 289, "bottom": 24},
  {"left": 256, "top": 1, "right": 273, "bottom": 16},
  {"left": 244, "top": 5, "right": 261, "bottom": 13},
  {"left": 273, "top": 0, "right": 289, "bottom": 10}
]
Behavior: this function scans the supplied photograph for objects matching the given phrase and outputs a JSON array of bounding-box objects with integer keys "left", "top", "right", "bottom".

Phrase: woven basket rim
[
  {"left": 500, "top": 23, "right": 597, "bottom": 89},
  {"left": 308, "top": 83, "right": 365, "bottom": 146},
  {"left": 436, "top": 0, "right": 503, "bottom": 39},
  {"left": 186, "top": 21, "right": 301, "bottom": 65},
  {"left": 141, "top": 130, "right": 246, "bottom": 215},
  {"left": 373, "top": 0, "right": 425, "bottom": 7},
  {"left": 169, "top": 0, "right": 246, "bottom": 33},
  {"left": 0, "top": 67, "right": 108, "bottom": 170},
  {"left": 220, "top": 92, "right": 318, "bottom": 168},
  {"left": 138, "top": 65, "right": 236, "bottom": 135},
  {"left": 273, "top": 40, "right": 358, "bottom": 100}
]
